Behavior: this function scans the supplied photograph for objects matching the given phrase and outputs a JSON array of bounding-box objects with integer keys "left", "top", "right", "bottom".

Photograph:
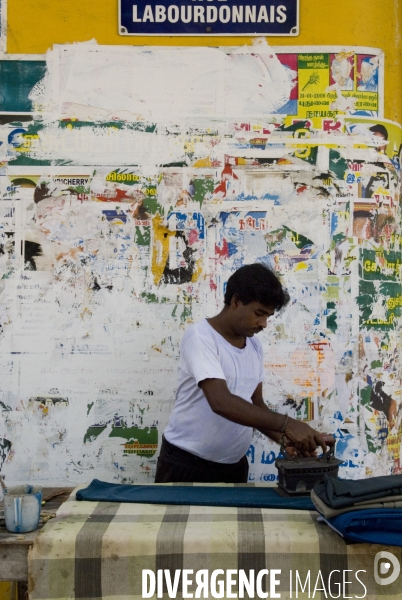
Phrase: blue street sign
[{"left": 119, "top": 0, "right": 299, "bottom": 36}]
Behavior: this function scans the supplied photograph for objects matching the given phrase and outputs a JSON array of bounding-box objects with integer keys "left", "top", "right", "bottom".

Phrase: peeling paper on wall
[{"left": 0, "top": 41, "right": 401, "bottom": 486}]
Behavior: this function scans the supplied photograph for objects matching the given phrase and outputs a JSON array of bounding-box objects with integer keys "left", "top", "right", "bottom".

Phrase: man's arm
[
  {"left": 250, "top": 382, "right": 319, "bottom": 456},
  {"left": 199, "top": 378, "right": 326, "bottom": 454}
]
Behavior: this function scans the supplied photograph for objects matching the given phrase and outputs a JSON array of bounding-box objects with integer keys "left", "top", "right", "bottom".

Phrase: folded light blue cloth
[
  {"left": 322, "top": 509, "right": 402, "bottom": 546},
  {"left": 76, "top": 479, "right": 315, "bottom": 510}
]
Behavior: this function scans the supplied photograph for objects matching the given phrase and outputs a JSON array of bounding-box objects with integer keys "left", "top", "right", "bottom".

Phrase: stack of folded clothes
[{"left": 311, "top": 474, "right": 402, "bottom": 546}]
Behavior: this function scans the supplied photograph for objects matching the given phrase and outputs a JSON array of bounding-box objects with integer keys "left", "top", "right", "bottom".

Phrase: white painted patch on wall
[{"left": 30, "top": 40, "right": 292, "bottom": 123}]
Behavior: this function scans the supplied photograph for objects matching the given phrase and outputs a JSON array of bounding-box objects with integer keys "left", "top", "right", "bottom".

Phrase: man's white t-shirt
[{"left": 164, "top": 319, "right": 265, "bottom": 463}]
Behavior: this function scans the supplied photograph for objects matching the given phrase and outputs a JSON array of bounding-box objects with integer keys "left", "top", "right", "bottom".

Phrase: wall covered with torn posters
[{"left": 0, "top": 41, "right": 401, "bottom": 488}]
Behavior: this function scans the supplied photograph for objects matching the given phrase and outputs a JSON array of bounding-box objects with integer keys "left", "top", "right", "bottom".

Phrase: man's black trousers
[{"left": 154, "top": 435, "right": 249, "bottom": 483}]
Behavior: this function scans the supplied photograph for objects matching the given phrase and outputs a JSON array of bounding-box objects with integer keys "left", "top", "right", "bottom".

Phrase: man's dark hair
[
  {"left": 369, "top": 124, "right": 388, "bottom": 140},
  {"left": 224, "top": 263, "right": 290, "bottom": 310}
]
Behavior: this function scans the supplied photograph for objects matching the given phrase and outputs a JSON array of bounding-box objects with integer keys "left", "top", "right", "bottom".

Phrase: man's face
[
  {"left": 231, "top": 298, "right": 276, "bottom": 337},
  {"left": 361, "top": 60, "right": 376, "bottom": 83},
  {"left": 331, "top": 58, "right": 352, "bottom": 83},
  {"left": 372, "top": 131, "right": 387, "bottom": 153}
]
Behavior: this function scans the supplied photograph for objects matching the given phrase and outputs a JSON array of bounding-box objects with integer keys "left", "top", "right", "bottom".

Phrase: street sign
[{"left": 119, "top": 0, "right": 299, "bottom": 36}]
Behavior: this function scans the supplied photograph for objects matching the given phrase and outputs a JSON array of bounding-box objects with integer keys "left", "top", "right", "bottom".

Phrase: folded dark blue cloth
[
  {"left": 313, "top": 474, "right": 402, "bottom": 508},
  {"left": 76, "top": 479, "right": 315, "bottom": 510},
  {"left": 323, "top": 509, "right": 402, "bottom": 546}
]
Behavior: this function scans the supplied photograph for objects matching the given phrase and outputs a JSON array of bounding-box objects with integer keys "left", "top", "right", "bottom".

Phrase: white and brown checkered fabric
[{"left": 28, "top": 484, "right": 402, "bottom": 600}]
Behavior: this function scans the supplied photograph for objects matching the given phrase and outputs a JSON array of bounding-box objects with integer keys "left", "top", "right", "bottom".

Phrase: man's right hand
[{"left": 283, "top": 417, "right": 327, "bottom": 454}]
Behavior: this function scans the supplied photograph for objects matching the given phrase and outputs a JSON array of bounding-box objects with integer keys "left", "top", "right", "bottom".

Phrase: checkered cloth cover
[{"left": 28, "top": 484, "right": 402, "bottom": 600}]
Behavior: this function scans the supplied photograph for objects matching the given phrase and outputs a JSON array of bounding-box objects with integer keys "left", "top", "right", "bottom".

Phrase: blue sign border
[{"left": 119, "top": 0, "right": 299, "bottom": 36}]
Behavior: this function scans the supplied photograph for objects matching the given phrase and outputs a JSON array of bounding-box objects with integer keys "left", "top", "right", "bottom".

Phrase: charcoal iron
[{"left": 275, "top": 441, "right": 343, "bottom": 497}]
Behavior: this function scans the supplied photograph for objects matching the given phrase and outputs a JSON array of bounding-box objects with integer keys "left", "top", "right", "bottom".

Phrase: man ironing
[{"left": 155, "top": 263, "right": 327, "bottom": 483}]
